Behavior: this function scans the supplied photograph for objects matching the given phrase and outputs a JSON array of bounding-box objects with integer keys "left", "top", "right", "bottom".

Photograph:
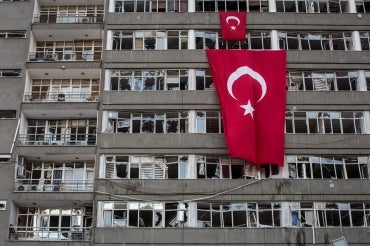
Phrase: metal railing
[
  {"left": 28, "top": 50, "right": 101, "bottom": 62},
  {"left": 33, "top": 12, "right": 104, "bottom": 24},
  {"left": 18, "top": 134, "right": 96, "bottom": 146},
  {"left": 24, "top": 92, "right": 99, "bottom": 102},
  {"left": 9, "top": 226, "right": 91, "bottom": 241},
  {"left": 14, "top": 179, "right": 94, "bottom": 192}
]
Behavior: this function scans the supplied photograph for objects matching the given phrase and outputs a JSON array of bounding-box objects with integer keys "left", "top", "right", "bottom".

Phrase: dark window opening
[{"left": 0, "top": 110, "right": 16, "bottom": 118}]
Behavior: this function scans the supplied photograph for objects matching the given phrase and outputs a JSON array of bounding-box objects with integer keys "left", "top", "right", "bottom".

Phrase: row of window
[
  {"left": 9, "top": 201, "right": 370, "bottom": 241},
  {"left": 15, "top": 161, "right": 94, "bottom": 192},
  {"left": 30, "top": 40, "right": 102, "bottom": 62},
  {"left": 102, "top": 201, "right": 370, "bottom": 228},
  {"left": 106, "top": 111, "right": 221, "bottom": 134},
  {"left": 285, "top": 111, "right": 364, "bottom": 134},
  {"left": 103, "top": 155, "right": 369, "bottom": 180},
  {"left": 21, "top": 70, "right": 370, "bottom": 95},
  {"left": 19, "top": 110, "right": 367, "bottom": 137},
  {"left": 105, "top": 110, "right": 366, "bottom": 134},
  {"left": 108, "top": 69, "right": 370, "bottom": 91},
  {"left": 27, "top": 79, "right": 99, "bottom": 102},
  {"left": 22, "top": 119, "right": 96, "bottom": 146},
  {"left": 14, "top": 155, "right": 368, "bottom": 184},
  {"left": 110, "top": 30, "right": 370, "bottom": 51},
  {"left": 34, "top": 5, "right": 104, "bottom": 24},
  {"left": 13, "top": 206, "right": 92, "bottom": 241},
  {"left": 286, "top": 70, "right": 368, "bottom": 91},
  {"left": 112, "top": 0, "right": 370, "bottom": 13}
]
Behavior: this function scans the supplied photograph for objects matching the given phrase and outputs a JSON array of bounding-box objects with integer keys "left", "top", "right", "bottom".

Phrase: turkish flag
[
  {"left": 206, "top": 50, "right": 286, "bottom": 166},
  {"left": 220, "top": 12, "right": 246, "bottom": 41}
]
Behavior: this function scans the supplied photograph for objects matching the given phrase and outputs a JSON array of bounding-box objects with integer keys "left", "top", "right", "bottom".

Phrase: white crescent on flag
[
  {"left": 225, "top": 16, "right": 241, "bottom": 26},
  {"left": 226, "top": 66, "right": 267, "bottom": 118}
]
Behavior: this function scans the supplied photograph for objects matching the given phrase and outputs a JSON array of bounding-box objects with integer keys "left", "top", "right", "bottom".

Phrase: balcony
[
  {"left": 14, "top": 179, "right": 94, "bottom": 192},
  {"left": 33, "top": 12, "right": 104, "bottom": 24},
  {"left": 9, "top": 226, "right": 91, "bottom": 241},
  {"left": 28, "top": 50, "right": 100, "bottom": 62},
  {"left": 18, "top": 134, "right": 96, "bottom": 146},
  {"left": 24, "top": 91, "right": 99, "bottom": 102}
]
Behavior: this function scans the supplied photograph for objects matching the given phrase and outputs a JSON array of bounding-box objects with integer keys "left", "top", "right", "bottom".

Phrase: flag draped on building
[
  {"left": 220, "top": 12, "right": 246, "bottom": 41},
  {"left": 206, "top": 49, "right": 286, "bottom": 166}
]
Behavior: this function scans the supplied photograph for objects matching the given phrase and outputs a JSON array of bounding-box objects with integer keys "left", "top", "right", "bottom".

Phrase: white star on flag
[
  {"left": 231, "top": 25, "right": 236, "bottom": 30},
  {"left": 240, "top": 100, "right": 255, "bottom": 118}
]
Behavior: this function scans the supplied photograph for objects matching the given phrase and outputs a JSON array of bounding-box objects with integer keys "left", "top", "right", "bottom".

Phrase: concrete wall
[
  {"left": 105, "top": 12, "right": 370, "bottom": 31},
  {"left": 104, "top": 50, "right": 370, "bottom": 70},
  {"left": 94, "top": 227, "right": 370, "bottom": 245},
  {"left": 95, "top": 179, "right": 370, "bottom": 202},
  {"left": 98, "top": 133, "right": 370, "bottom": 155},
  {"left": 102, "top": 91, "right": 370, "bottom": 110}
]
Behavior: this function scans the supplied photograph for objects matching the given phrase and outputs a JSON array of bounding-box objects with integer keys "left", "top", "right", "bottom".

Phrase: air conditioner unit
[
  {"left": 17, "top": 166, "right": 26, "bottom": 178},
  {"left": 81, "top": 17, "right": 89, "bottom": 23},
  {"left": 64, "top": 54, "right": 72, "bottom": 60},
  {"left": 63, "top": 52, "right": 74, "bottom": 61},
  {"left": 44, "top": 54, "right": 55, "bottom": 61}
]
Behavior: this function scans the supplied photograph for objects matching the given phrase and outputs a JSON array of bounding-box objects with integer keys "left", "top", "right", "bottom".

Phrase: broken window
[
  {"left": 258, "top": 203, "right": 281, "bottom": 227},
  {"left": 285, "top": 111, "right": 308, "bottom": 133},
  {"left": 195, "top": 69, "right": 214, "bottom": 90},
  {"left": 196, "top": 30, "right": 270, "bottom": 50},
  {"left": 195, "top": 31, "right": 217, "bottom": 49},
  {"left": 104, "top": 155, "right": 189, "bottom": 179},
  {"left": 112, "top": 30, "right": 187, "bottom": 50},
  {"left": 196, "top": 203, "right": 218, "bottom": 227},
  {"left": 350, "top": 202, "right": 370, "bottom": 226},
  {"left": 196, "top": 156, "right": 259, "bottom": 179},
  {"left": 219, "top": 31, "right": 270, "bottom": 50},
  {"left": 109, "top": 111, "right": 188, "bottom": 133},
  {"left": 278, "top": 31, "right": 300, "bottom": 50},
  {"left": 286, "top": 70, "right": 358, "bottom": 91},
  {"left": 260, "top": 164, "right": 280, "bottom": 178},
  {"left": 15, "top": 160, "right": 94, "bottom": 192},
  {"left": 287, "top": 155, "right": 369, "bottom": 179},
  {"left": 195, "top": 0, "right": 268, "bottom": 12},
  {"left": 360, "top": 31, "right": 370, "bottom": 50},
  {"left": 356, "top": 0, "right": 370, "bottom": 13},
  {"left": 114, "top": 0, "right": 188, "bottom": 12},
  {"left": 195, "top": 111, "right": 223, "bottom": 133},
  {"left": 16, "top": 206, "right": 90, "bottom": 240},
  {"left": 112, "top": 31, "right": 133, "bottom": 50},
  {"left": 196, "top": 156, "right": 220, "bottom": 179},
  {"left": 103, "top": 202, "right": 187, "bottom": 228},
  {"left": 290, "top": 202, "right": 315, "bottom": 227},
  {"left": 110, "top": 69, "right": 188, "bottom": 91},
  {"left": 276, "top": 0, "right": 348, "bottom": 13},
  {"left": 278, "top": 31, "right": 353, "bottom": 50},
  {"left": 285, "top": 111, "right": 364, "bottom": 134}
]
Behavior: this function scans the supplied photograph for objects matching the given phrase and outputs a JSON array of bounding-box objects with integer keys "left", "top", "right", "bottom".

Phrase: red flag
[
  {"left": 220, "top": 12, "right": 246, "bottom": 41},
  {"left": 206, "top": 50, "right": 286, "bottom": 166}
]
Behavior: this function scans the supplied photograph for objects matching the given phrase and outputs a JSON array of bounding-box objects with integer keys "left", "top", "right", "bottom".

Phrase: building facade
[{"left": 0, "top": 0, "right": 370, "bottom": 245}]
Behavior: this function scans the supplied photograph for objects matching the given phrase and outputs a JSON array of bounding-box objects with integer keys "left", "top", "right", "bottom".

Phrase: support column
[
  {"left": 357, "top": 70, "right": 367, "bottom": 91},
  {"left": 269, "top": 0, "right": 277, "bottom": 12},
  {"left": 271, "top": 30, "right": 280, "bottom": 50},
  {"left": 188, "top": 30, "right": 195, "bottom": 49},
  {"left": 188, "top": 0, "right": 195, "bottom": 12}
]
